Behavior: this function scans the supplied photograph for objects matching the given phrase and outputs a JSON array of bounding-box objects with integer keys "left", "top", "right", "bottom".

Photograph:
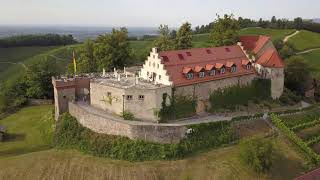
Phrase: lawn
[
  {"left": 298, "top": 49, "right": 320, "bottom": 78},
  {"left": 0, "top": 105, "right": 54, "bottom": 157},
  {"left": 288, "top": 30, "right": 320, "bottom": 51}
]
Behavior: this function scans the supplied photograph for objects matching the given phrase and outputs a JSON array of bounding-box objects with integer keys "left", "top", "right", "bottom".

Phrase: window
[
  {"left": 199, "top": 71, "right": 205, "bottom": 78},
  {"left": 147, "top": 72, "right": 149, "bottom": 76},
  {"left": 63, "top": 95, "right": 66, "bottom": 99},
  {"left": 231, "top": 66, "right": 237, "bottom": 73},
  {"left": 246, "top": 64, "right": 251, "bottom": 70},
  {"left": 159, "top": 75, "right": 162, "bottom": 80},
  {"left": 210, "top": 70, "right": 216, "bottom": 76},
  {"left": 107, "top": 92, "right": 111, "bottom": 96},
  {"left": 220, "top": 68, "right": 226, "bottom": 74},
  {"left": 139, "top": 95, "right": 144, "bottom": 100},
  {"left": 186, "top": 73, "right": 194, "bottom": 79},
  {"left": 157, "top": 64, "right": 159, "bottom": 69},
  {"left": 126, "top": 95, "right": 133, "bottom": 100}
]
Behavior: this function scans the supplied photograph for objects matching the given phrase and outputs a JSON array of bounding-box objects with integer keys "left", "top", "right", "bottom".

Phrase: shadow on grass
[{"left": 3, "top": 133, "right": 26, "bottom": 142}]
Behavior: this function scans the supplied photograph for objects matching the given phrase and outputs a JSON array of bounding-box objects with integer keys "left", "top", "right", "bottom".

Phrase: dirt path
[
  {"left": 296, "top": 47, "right": 320, "bottom": 55},
  {"left": 283, "top": 30, "right": 300, "bottom": 43}
]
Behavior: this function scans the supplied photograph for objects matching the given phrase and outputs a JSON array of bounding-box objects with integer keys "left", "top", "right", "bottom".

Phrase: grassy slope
[
  {"left": 294, "top": 50, "right": 320, "bottom": 78},
  {"left": 0, "top": 137, "right": 306, "bottom": 180},
  {"left": 288, "top": 30, "right": 320, "bottom": 51},
  {"left": 192, "top": 28, "right": 296, "bottom": 48},
  {"left": 239, "top": 28, "right": 295, "bottom": 41},
  {"left": 0, "top": 45, "right": 81, "bottom": 82},
  {"left": 0, "top": 105, "right": 308, "bottom": 180},
  {"left": 0, "top": 105, "right": 54, "bottom": 157},
  {"left": 0, "top": 46, "right": 57, "bottom": 73}
]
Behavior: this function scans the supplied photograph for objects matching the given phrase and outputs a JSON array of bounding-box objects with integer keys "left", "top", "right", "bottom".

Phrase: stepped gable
[
  {"left": 240, "top": 35, "right": 271, "bottom": 54},
  {"left": 158, "top": 45, "right": 255, "bottom": 87},
  {"left": 256, "top": 49, "right": 285, "bottom": 68}
]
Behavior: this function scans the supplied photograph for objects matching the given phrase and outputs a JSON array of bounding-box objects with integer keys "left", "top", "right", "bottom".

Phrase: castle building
[{"left": 53, "top": 35, "right": 285, "bottom": 122}]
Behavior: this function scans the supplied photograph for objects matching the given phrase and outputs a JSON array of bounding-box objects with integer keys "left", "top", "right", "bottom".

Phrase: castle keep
[{"left": 52, "top": 35, "right": 285, "bottom": 142}]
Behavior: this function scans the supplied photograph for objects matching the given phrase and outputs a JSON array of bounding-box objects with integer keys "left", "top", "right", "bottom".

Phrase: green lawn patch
[
  {"left": 0, "top": 105, "right": 54, "bottom": 157},
  {"left": 288, "top": 30, "right": 320, "bottom": 51},
  {"left": 298, "top": 50, "right": 320, "bottom": 78}
]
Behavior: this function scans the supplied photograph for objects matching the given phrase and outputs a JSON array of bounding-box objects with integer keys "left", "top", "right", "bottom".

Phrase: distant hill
[{"left": 313, "top": 18, "right": 320, "bottom": 23}]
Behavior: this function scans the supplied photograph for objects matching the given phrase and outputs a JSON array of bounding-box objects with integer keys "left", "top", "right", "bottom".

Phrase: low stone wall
[{"left": 68, "top": 102, "right": 187, "bottom": 144}]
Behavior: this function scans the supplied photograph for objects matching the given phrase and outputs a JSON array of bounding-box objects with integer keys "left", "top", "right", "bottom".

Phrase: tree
[
  {"left": 271, "top": 16, "right": 277, "bottom": 24},
  {"left": 294, "top": 17, "right": 303, "bottom": 30},
  {"left": 175, "top": 22, "right": 193, "bottom": 50},
  {"left": 239, "top": 137, "right": 275, "bottom": 173},
  {"left": 285, "top": 56, "right": 313, "bottom": 95},
  {"left": 210, "top": 14, "right": 240, "bottom": 47},
  {"left": 95, "top": 28, "right": 132, "bottom": 71},
  {"left": 24, "top": 57, "right": 58, "bottom": 99},
  {"left": 153, "top": 25, "right": 174, "bottom": 51},
  {"left": 279, "top": 42, "right": 296, "bottom": 59},
  {"left": 170, "top": 30, "right": 177, "bottom": 39},
  {"left": 77, "top": 39, "right": 97, "bottom": 73}
]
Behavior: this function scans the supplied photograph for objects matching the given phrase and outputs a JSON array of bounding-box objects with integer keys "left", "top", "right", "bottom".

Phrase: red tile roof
[
  {"left": 241, "top": 59, "right": 251, "bottom": 65},
  {"left": 182, "top": 67, "right": 193, "bottom": 74},
  {"left": 226, "top": 62, "right": 235, "bottom": 68},
  {"left": 159, "top": 46, "right": 255, "bottom": 87},
  {"left": 256, "top": 49, "right": 285, "bottom": 68},
  {"left": 205, "top": 64, "right": 215, "bottom": 71},
  {"left": 295, "top": 168, "right": 320, "bottom": 180},
  {"left": 240, "top": 35, "right": 271, "bottom": 54},
  {"left": 194, "top": 65, "right": 205, "bottom": 72}
]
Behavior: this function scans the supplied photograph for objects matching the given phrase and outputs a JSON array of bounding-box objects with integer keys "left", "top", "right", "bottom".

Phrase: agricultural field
[
  {"left": 279, "top": 107, "right": 320, "bottom": 157},
  {"left": 0, "top": 105, "right": 308, "bottom": 180},
  {"left": 288, "top": 30, "right": 320, "bottom": 51},
  {"left": 297, "top": 50, "right": 320, "bottom": 78},
  {"left": 0, "top": 45, "right": 81, "bottom": 82}
]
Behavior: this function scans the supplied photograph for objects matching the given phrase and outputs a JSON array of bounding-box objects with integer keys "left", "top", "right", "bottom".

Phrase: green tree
[
  {"left": 175, "top": 22, "right": 193, "bottom": 50},
  {"left": 153, "top": 24, "right": 174, "bottom": 51},
  {"left": 95, "top": 28, "right": 131, "bottom": 71},
  {"left": 210, "top": 14, "right": 240, "bottom": 47},
  {"left": 77, "top": 39, "right": 97, "bottom": 73},
  {"left": 285, "top": 56, "right": 313, "bottom": 95},
  {"left": 294, "top": 17, "right": 303, "bottom": 30},
  {"left": 271, "top": 16, "right": 277, "bottom": 24},
  {"left": 24, "top": 57, "right": 58, "bottom": 99},
  {"left": 239, "top": 137, "right": 275, "bottom": 173},
  {"left": 279, "top": 42, "right": 296, "bottom": 59}
]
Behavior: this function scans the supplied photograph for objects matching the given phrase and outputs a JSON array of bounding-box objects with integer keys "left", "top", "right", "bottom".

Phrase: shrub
[
  {"left": 239, "top": 137, "right": 275, "bottom": 173},
  {"left": 121, "top": 111, "right": 135, "bottom": 120},
  {"left": 54, "top": 113, "right": 235, "bottom": 161}
]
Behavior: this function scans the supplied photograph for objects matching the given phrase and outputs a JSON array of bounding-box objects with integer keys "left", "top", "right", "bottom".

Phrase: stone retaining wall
[{"left": 68, "top": 102, "right": 187, "bottom": 144}]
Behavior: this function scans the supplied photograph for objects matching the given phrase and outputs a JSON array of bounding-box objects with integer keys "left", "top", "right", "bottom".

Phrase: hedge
[
  {"left": 54, "top": 113, "right": 235, "bottom": 161},
  {"left": 270, "top": 114, "right": 320, "bottom": 164}
]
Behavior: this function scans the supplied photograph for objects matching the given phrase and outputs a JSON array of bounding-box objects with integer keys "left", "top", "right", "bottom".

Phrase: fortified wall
[{"left": 68, "top": 102, "right": 187, "bottom": 144}]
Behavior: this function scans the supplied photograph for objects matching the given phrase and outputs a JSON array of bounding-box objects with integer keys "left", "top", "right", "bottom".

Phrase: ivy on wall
[
  {"left": 158, "top": 89, "right": 197, "bottom": 122},
  {"left": 209, "top": 79, "right": 271, "bottom": 112}
]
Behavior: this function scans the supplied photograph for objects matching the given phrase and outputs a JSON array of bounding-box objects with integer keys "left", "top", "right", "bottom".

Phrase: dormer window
[
  {"left": 210, "top": 69, "right": 216, "bottom": 76},
  {"left": 199, "top": 71, "right": 205, "bottom": 78},
  {"left": 231, "top": 66, "right": 237, "bottom": 73},
  {"left": 246, "top": 64, "right": 252, "bottom": 70},
  {"left": 220, "top": 68, "right": 226, "bottom": 74},
  {"left": 187, "top": 73, "right": 194, "bottom": 79}
]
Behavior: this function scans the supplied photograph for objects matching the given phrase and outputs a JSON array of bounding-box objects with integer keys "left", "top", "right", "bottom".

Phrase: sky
[{"left": 0, "top": 0, "right": 319, "bottom": 27}]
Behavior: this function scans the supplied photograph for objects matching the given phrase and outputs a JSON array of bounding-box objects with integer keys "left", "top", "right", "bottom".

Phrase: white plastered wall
[{"left": 140, "top": 48, "right": 172, "bottom": 86}]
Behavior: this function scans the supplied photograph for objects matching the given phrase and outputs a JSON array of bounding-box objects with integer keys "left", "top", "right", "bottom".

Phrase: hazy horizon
[{"left": 0, "top": 0, "right": 319, "bottom": 27}]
